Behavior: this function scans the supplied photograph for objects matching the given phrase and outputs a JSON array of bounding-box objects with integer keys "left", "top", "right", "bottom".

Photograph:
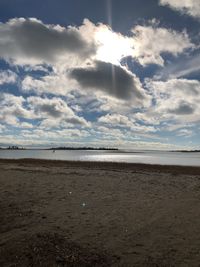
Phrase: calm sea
[{"left": 0, "top": 149, "right": 200, "bottom": 166}]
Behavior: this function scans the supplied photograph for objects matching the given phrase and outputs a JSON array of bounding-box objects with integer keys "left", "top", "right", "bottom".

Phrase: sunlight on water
[{"left": 0, "top": 150, "right": 200, "bottom": 166}]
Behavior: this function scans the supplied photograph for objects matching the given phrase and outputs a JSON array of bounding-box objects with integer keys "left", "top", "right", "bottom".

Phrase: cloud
[
  {"left": 0, "top": 17, "right": 194, "bottom": 69},
  {"left": 0, "top": 70, "right": 17, "bottom": 85},
  {"left": 159, "top": 0, "right": 200, "bottom": 19},
  {"left": 98, "top": 114, "right": 135, "bottom": 128},
  {"left": 168, "top": 102, "right": 195, "bottom": 115},
  {"left": 155, "top": 53, "right": 200, "bottom": 80},
  {"left": 131, "top": 23, "right": 194, "bottom": 66},
  {"left": 146, "top": 78, "right": 200, "bottom": 123},
  {"left": 21, "top": 72, "right": 76, "bottom": 95},
  {"left": 0, "top": 93, "right": 90, "bottom": 128},
  {"left": 98, "top": 113, "right": 157, "bottom": 133},
  {"left": 22, "top": 61, "right": 150, "bottom": 105},
  {"left": 27, "top": 96, "right": 74, "bottom": 118},
  {"left": 0, "top": 93, "right": 34, "bottom": 125},
  {"left": 177, "top": 128, "right": 194, "bottom": 137},
  {"left": 70, "top": 60, "right": 147, "bottom": 102},
  {"left": 27, "top": 96, "right": 90, "bottom": 127},
  {"left": 0, "top": 18, "right": 96, "bottom": 65},
  {"left": 95, "top": 23, "right": 133, "bottom": 65},
  {"left": 0, "top": 17, "right": 198, "bottom": 148}
]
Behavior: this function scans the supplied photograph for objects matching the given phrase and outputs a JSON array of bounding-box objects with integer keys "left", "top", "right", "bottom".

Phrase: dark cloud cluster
[
  {"left": 168, "top": 102, "right": 195, "bottom": 115},
  {"left": 0, "top": 18, "right": 96, "bottom": 64},
  {"left": 70, "top": 60, "right": 144, "bottom": 101}
]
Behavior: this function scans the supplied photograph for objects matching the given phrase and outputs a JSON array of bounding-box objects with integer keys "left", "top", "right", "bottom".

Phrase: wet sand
[{"left": 1, "top": 159, "right": 200, "bottom": 266}]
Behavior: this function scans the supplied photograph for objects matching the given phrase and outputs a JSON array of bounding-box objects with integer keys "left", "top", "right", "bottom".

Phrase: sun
[{"left": 95, "top": 27, "right": 133, "bottom": 65}]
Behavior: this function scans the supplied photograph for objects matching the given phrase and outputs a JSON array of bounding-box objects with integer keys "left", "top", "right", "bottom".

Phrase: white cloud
[
  {"left": 177, "top": 128, "right": 194, "bottom": 137},
  {"left": 146, "top": 78, "right": 200, "bottom": 124},
  {"left": 22, "top": 72, "right": 76, "bottom": 95},
  {"left": 0, "top": 124, "right": 5, "bottom": 133},
  {"left": 98, "top": 113, "right": 157, "bottom": 133},
  {"left": 0, "top": 93, "right": 90, "bottom": 128},
  {"left": 160, "top": 0, "right": 200, "bottom": 18},
  {"left": 0, "top": 17, "right": 194, "bottom": 69},
  {"left": 98, "top": 114, "right": 135, "bottom": 128},
  {"left": 131, "top": 23, "right": 193, "bottom": 66},
  {"left": 0, "top": 70, "right": 17, "bottom": 85},
  {"left": 27, "top": 96, "right": 90, "bottom": 127},
  {"left": 95, "top": 24, "right": 133, "bottom": 65},
  {"left": 0, "top": 93, "right": 34, "bottom": 126},
  {"left": 155, "top": 53, "right": 200, "bottom": 80}
]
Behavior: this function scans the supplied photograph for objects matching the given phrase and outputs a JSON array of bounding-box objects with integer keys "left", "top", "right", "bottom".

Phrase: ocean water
[{"left": 0, "top": 149, "right": 200, "bottom": 166}]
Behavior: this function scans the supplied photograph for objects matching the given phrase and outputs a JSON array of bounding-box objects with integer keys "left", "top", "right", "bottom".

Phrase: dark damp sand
[{"left": 1, "top": 159, "right": 200, "bottom": 267}]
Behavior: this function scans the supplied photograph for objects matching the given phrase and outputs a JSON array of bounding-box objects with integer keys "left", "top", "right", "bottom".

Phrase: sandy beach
[{"left": 1, "top": 159, "right": 200, "bottom": 266}]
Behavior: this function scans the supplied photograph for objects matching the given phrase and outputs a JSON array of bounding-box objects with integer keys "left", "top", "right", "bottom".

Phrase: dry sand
[{"left": 1, "top": 159, "right": 200, "bottom": 266}]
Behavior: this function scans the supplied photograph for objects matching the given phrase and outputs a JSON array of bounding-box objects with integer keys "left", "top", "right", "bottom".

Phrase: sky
[{"left": 0, "top": 0, "right": 200, "bottom": 149}]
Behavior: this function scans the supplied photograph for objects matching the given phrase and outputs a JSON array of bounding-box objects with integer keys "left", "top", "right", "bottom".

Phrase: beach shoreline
[
  {"left": 1, "top": 158, "right": 200, "bottom": 174},
  {"left": 1, "top": 159, "right": 200, "bottom": 266}
]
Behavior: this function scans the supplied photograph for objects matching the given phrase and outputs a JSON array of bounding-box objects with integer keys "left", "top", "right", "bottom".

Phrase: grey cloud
[
  {"left": 168, "top": 102, "right": 195, "bottom": 115},
  {"left": 63, "top": 117, "right": 88, "bottom": 125},
  {"left": 70, "top": 61, "right": 144, "bottom": 101},
  {"left": 27, "top": 96, "right": 90, "bottom": 127},
  {"left": 35, "top": 103, "right": 62, "bottom": 118},
  {"left": 0, "top": 18, "right": 96, "bottom": 64},
  {"left": 34, "top": 102, "right": 88, "bottom": 125}
]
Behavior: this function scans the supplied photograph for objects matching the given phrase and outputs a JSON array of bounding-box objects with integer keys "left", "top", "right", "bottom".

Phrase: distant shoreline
[
  {"left": 1, "top": 147, "right": 200, "bottom": 152},
  {"left": 0, "top": 147, "right": 119, "bottom": 151}
]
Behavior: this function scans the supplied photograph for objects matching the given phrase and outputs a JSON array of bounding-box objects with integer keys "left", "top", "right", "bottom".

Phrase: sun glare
[{"left": 95, "top": 27, "right": 133, "bottom": 65}]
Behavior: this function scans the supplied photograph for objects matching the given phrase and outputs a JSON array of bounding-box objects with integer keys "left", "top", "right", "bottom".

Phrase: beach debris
[
  {"left": 69, "top": 191, "right": 72, "bottom": 194},
  {"left": 82, "top": 202, "right": 86, "bottom": 207}
]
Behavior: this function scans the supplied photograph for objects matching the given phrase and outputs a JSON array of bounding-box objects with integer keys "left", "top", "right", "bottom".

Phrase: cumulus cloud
[
  {"left": 0, "top": 93, "right": 90, "bottom": 128},
  {"left": 131, "top": 23, "right": 193, "bottom": 66},
  {"left": 22, "top": 73, "right": 75, "bottom": 95},
  {"left": 168, "top": 102, "right": 195, "bottom": 115},
  {"left": 98, "top": 114, "right": 135, "bottom": 128},
  {"left": 0, "top": 70, "right": 17, "bottom": 85},
  {"left": 70, "top": 60, "right": 147, "bottom": 102},
  {"left": 0, "top": 18, "right": 96, "bottom": 65},
  {"left": 0, "top": 17, "right": 194, "bottom": 69},
  {"left": 27, "top": 97, "right": 75, "bottom": 118},
  {"left": 27, "top": 96, "right": 90, "bottom": 127},
  {"left": 0, "top": 93, "right": 34, "bottom": 125},
  {"left": 146, "top": 78, "right": 200, "bottom": 123},
  {"left": 22, "top": 60, "right": 150, "bottom": 105},
  {"left": 98, "top": 113, "right": 157, "bottom": 133},
  {"left": 159, "top": 0, "right": 200, "bottom": 18}
]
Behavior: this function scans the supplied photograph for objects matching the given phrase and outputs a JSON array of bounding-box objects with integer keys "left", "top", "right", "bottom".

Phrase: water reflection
[{"left": 0, "top": 149, "right": 200, "bottom": 166}]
